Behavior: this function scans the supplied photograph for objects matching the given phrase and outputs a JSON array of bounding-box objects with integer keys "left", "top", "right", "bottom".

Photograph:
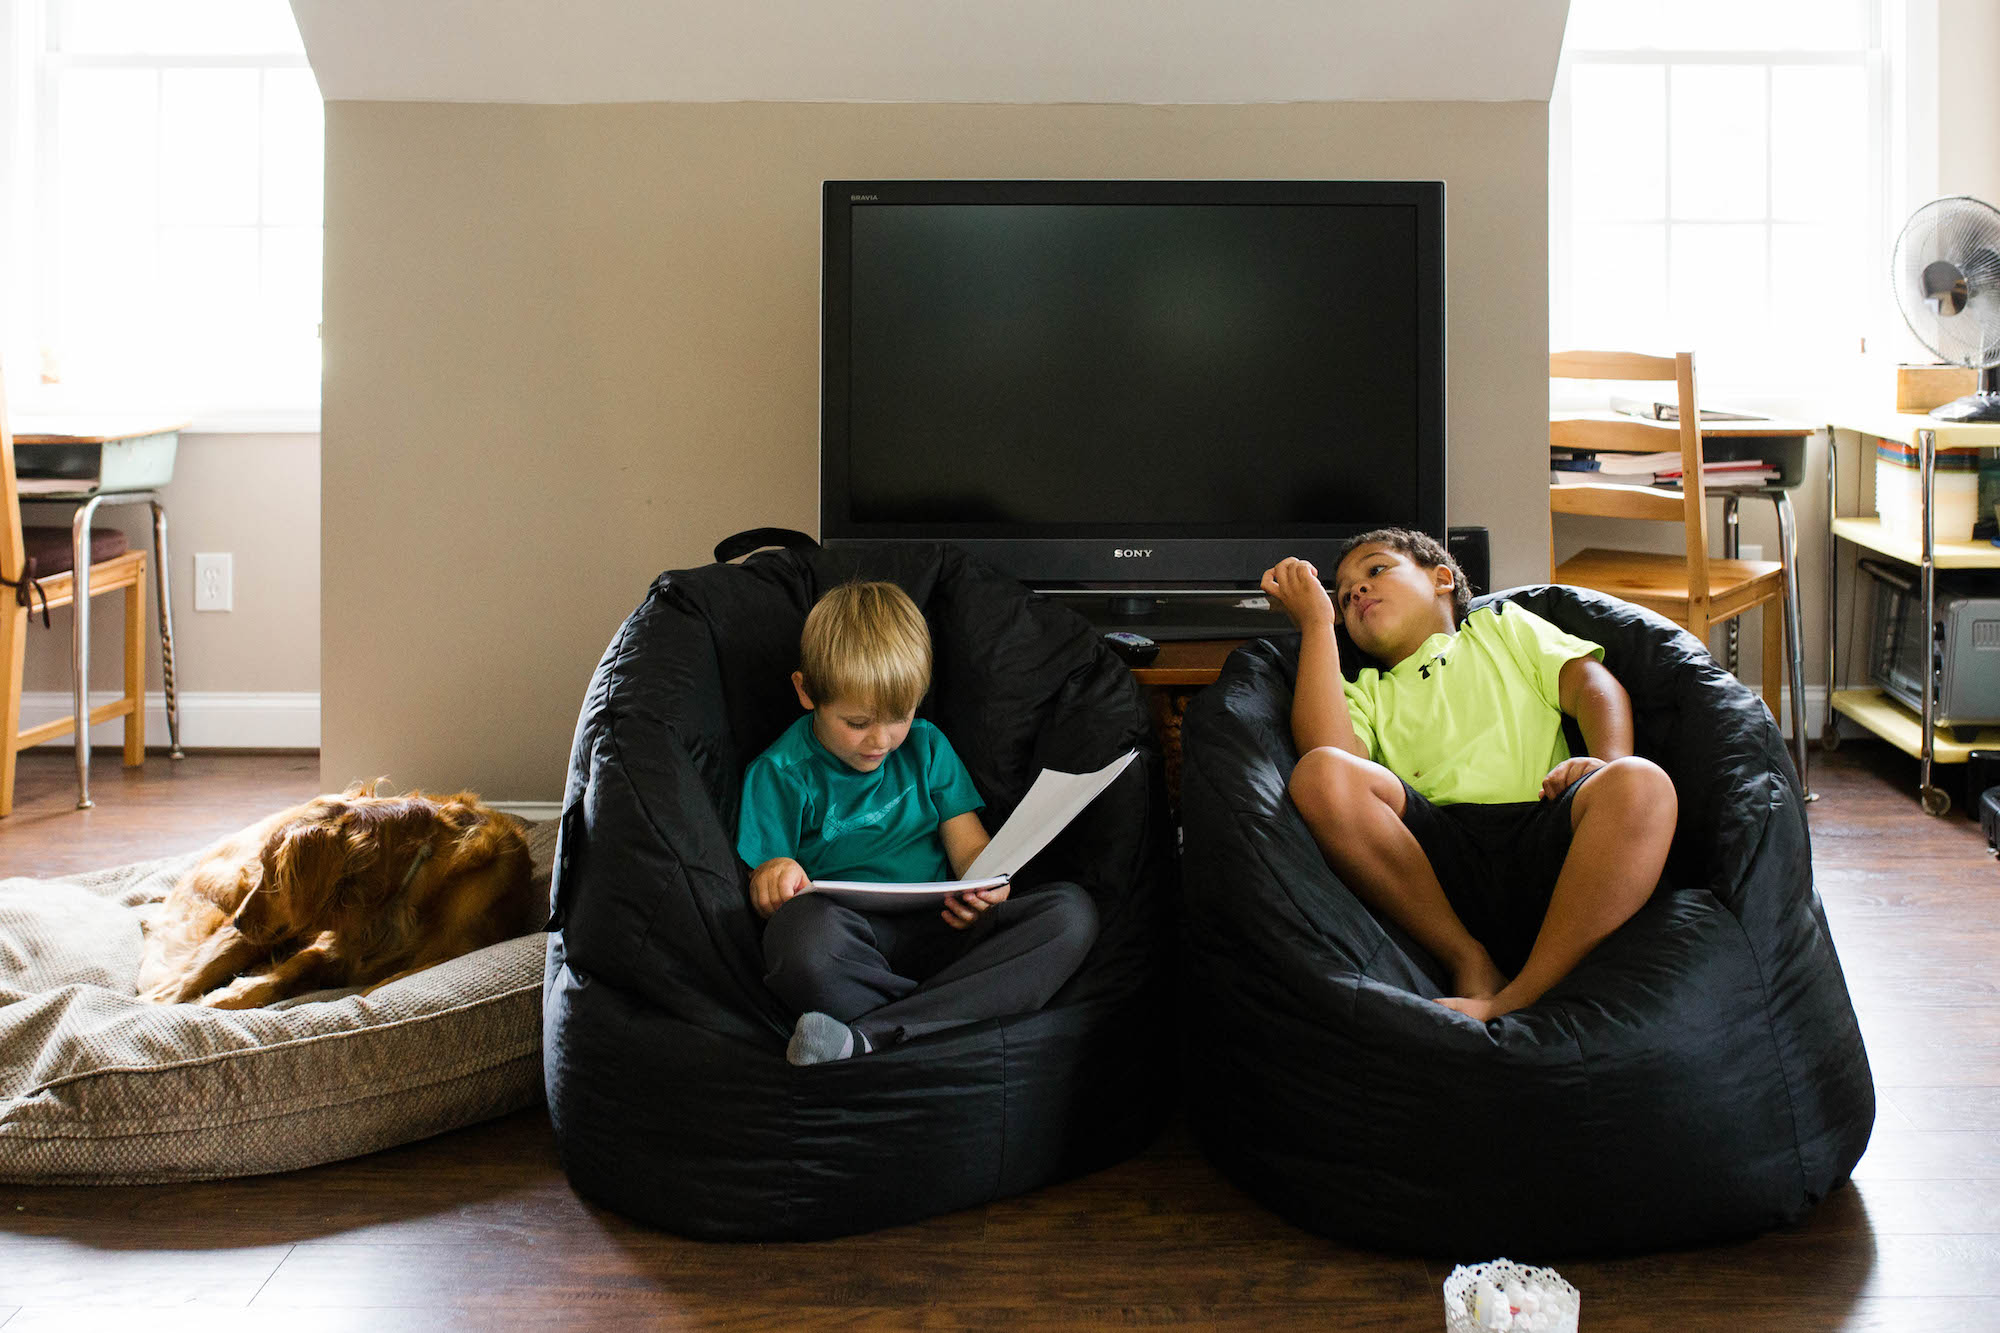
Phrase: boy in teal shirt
[
  {"left": 738, "top": 581, "right": 1099, "bottom": 1065},
  {"left": 1261, "top": 528, "right": 1678, "bottom": 1021}
]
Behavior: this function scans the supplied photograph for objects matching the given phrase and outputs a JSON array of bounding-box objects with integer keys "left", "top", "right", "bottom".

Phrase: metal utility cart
[{"left": 1823, "top": 413, "right": 2000, "bottom": 816}]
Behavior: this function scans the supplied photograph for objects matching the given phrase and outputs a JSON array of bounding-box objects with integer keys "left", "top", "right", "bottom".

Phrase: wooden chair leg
[
  {"left": 123, "top": 567, "right": 146, "bottom": 767},
  {"left": 1762, "top": 593, "right": 1785, "bottom": 728},
  {"left": 1, "top": 601, "right": 24, "bottom": 817}
]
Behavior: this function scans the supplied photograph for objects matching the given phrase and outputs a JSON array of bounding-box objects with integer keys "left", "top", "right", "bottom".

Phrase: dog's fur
[{"left": 136, "top": 781, "right": 541, "bottom": 1008}]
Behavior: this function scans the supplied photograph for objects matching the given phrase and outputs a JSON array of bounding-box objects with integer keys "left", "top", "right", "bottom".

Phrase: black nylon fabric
[
  {"left": 543, "top": 542, "right": 1175, "bottom": 1240},
  {"left": 1178, "top": 584, "right": 1875, "bottom": 1258}
]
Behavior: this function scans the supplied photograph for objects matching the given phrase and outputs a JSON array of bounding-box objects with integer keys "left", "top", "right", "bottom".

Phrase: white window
[
  {"left": 1550, "top": 0, "right": 1915, "bottom": 405},
  {"left": 3, "top": 0, "right": 321, "bottom": 429}
]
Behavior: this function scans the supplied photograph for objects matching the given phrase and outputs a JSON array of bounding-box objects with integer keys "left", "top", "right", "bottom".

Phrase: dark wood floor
[{"left": 1, "top": 746, "right": 1996, "bottom": 1330}]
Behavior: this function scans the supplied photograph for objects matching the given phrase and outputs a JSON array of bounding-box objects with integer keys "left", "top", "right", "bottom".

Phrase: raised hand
[{"left": 1261, "top": 557, "right": 1338, "bottom": 631}]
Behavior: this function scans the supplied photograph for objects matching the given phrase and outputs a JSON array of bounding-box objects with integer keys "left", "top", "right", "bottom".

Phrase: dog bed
[
  {"left": 543, "top": 541, "right": 1175, "bottom": 1240},
  {"left": 1177, "top": 585, "right": 1876, "bottom": 1257},
  {"left": 0, "top": 820, "right": 556, "bottom": 1184}
]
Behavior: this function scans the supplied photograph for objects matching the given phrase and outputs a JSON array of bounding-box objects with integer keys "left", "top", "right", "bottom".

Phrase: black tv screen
[{"left": 821, "top": 180, "right": 1445, "bottom": 591}]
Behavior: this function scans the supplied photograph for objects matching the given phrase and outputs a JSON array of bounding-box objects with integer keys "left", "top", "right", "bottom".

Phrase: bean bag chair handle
[{"left": 712, "top": 527, "right": 819, "bottom": 564}]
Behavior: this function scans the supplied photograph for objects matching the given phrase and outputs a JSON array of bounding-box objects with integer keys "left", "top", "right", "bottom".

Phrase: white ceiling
[{"left": 290, "top": 0, "right": 1572, "bottom": 105}]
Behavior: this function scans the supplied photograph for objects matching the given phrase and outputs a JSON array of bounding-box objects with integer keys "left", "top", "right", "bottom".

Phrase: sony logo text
[{"left": 1113, "top": 549, "right": 1153, "bottom": 558}]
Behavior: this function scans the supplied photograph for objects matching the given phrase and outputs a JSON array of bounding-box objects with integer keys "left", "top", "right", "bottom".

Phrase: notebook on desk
[{"left": 1609, "top": 395, "right": 1768, "bottom": 424}]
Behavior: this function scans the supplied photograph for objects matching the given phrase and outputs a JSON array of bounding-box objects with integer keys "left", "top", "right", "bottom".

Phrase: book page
[
  {"left": 804, "top": 876, "right": 1009, "bottom": 913},
  {"left": 964, "top": 750, "right": 1137, "bottom": 881}
]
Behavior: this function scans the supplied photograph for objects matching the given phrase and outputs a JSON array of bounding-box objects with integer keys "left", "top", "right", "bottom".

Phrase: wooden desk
[
  {"left": 1126, "top": 639, "right": 1249, "bottom": 808},
  {"left": 1550, "top": 413, "right": 1817, "bottom": 791},
  {"left": 12, "top": 417, "right": 190, "bottom": 804},
  {"left": 1130, "top": 639, "right": 1239, "bottom": 687}
]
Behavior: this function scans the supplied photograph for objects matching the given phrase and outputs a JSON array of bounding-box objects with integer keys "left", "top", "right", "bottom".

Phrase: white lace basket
[{"left": 1442, "top": 1258, "right": 1580, "bottom": 1332}]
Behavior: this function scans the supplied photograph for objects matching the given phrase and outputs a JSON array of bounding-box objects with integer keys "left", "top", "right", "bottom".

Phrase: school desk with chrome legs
[{"left": 12, "top": 417, "right": 188, "bottom": 808}]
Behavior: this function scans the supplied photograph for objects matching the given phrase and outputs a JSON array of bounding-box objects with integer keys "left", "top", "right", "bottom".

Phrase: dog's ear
[{"left": 261, "top": 817, "right": 350, "bottom": 934}]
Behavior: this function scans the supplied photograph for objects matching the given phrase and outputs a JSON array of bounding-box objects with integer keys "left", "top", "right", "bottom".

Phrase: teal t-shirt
[
  {"left": 1341, "top": 601, "right": 1604, "bottom": 806},
  {"left": 735, "top": 714, "right": 986, "bottom": 883}
]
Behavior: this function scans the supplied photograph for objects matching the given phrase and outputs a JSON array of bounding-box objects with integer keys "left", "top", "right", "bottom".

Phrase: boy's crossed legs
[{"left": 1288, "top": 746, "right": 1676, "bottom": 1020}]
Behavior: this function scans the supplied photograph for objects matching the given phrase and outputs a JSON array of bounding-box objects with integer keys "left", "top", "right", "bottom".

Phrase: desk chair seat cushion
[
  {"left": 0, "top": 821, "right": 558, "bottom": 1184},
  {"left": 543, "top": 541, "right": 1174, "bottom": 1241},
  {"left": 1177, "top": 584, "right": 1874, "bottom": 1257},
  {"left": 18, "top": 526, "right": 128, "bottom": 580}
]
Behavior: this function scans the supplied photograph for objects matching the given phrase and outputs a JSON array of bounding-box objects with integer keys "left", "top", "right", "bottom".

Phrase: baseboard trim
[
  {"left": 489, "top": 801, "right": 562, "bottom": 822},
  {"left": 19, "top": 691, "right": 320, "bottom": 751},
  {"left": 1751, "top": 685, "right": 1864, "bottom": 742},
  {"left": 15, "top": 685, "right": 1861, "bottom": 771}
]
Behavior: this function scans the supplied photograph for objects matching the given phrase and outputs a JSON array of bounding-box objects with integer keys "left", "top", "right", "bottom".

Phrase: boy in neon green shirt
[{"left": 1261, "top": 528, "right": 1678, "bottom": 1021}]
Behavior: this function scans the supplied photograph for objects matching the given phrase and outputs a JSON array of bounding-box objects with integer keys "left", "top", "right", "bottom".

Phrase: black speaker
[{"left": 1447, "top": 525, "right": 1491, "bottom": 598}]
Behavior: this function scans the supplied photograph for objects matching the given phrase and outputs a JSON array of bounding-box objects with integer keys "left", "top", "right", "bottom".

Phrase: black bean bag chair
[
  {"left": 543, "top": 541, "right": 1175, "bottom": 1240},
  {"left": 1178, "top": 584, "right": 1875, "bottom": 1258}
]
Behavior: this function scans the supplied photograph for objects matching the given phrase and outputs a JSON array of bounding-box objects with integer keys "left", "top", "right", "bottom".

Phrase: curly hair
[{"left": 1335, "top": 528, "right": 1471, "bottom": 626}]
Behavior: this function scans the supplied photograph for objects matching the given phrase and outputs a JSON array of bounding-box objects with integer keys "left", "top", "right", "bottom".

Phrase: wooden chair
[
  {"left": 1550, "top": 350, "right": 1788, "bottom": 722},
  {"left": 1, "top": 367, "right": 148, "bottom": 815}
]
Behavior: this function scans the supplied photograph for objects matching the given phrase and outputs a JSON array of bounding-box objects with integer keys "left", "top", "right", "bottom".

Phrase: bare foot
[
  {"left": 1436, "top": 993, "right": 1501, "bottom": 1021},
  {"left": 1436, "top": 986, "right": 1534, "bottom": 1022}
]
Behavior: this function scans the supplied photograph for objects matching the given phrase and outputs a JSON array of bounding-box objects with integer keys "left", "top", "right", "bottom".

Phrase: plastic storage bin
[{"left": 1876, "top": 439, "right": 1979, "bottom": 543}]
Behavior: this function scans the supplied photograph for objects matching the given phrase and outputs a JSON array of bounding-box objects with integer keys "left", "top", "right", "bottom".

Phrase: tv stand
[{"left": 1062, "top": 594, "right": 1295, "bottom": 642}]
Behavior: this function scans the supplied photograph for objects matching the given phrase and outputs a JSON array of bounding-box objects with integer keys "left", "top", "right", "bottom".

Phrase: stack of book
[{"left": 1551, "top": 450, "right": 1778, "bottom": 489}]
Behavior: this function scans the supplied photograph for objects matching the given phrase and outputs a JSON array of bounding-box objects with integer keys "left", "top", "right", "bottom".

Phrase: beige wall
[
  {"left": 322, "top": 99, "right": 1550, "bottom": 800},
  {"left": 20, "top": 433, "right": 320, "bottom": 696},
  {"left": 1939, "top": 0, "right": 2000, "bottom": 205}
]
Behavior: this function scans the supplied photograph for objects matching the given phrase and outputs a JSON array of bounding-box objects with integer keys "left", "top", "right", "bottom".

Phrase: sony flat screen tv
[{"left": 820, "top": 179, "right": 1445, "bottom": 605}]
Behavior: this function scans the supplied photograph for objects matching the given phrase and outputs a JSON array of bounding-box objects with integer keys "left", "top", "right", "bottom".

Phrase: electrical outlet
[
  {"left": 1740, "top": 543, "right": 1765, "bottom": 563},
  {"left": 194, "top": 553, "right": 233, "bottom": 612}
]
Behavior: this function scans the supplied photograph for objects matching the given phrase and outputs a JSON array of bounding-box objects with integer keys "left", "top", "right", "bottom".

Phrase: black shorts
[{"left": 1397, "top": 772, "right": 1596, "bottom": 977}]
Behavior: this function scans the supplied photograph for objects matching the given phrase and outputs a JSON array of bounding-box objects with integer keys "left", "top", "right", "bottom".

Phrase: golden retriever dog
[{"left": 136, "top": 781, "right": 541, "bottom": 1008}]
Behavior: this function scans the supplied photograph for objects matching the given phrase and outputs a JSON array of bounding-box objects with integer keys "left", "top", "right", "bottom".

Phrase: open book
[{"left": 804, "top": 750, "right": 1137, "bottom": 912}]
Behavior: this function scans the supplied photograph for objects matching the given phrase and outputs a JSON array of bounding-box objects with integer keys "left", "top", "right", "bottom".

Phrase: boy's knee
[
  {"left": 1290, "top": 746, "right": 1387, "bottom": 812},
  {"left": 1046, "top": 882, "right": 1099, "bottom": 943},
  {"left": 1582, "top": 756, "right": 1677, "bottom": 826},
  {"left": 997, "top": 883, "right": 1100, "bottom": 980},
  {"left": 761, "top": 894, "right": 842, "bottom": 974}
]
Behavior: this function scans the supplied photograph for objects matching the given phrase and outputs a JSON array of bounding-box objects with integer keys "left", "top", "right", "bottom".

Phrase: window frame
[
  {"left": 1548, "top": 0, "right": 1937, "bottom": 417},
  {"left": 1, "top": 0, "right": 321, "bottom": 433}
]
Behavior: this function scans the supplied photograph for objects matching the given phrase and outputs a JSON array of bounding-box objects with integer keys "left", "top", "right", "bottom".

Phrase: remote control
[{"left": 1103, "top": 630, "right": 1160, "bottom": 666}]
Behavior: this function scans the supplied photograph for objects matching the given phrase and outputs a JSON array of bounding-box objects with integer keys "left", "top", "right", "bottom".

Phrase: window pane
[
  {"left": 1771, "top": 65, "right": 1866, "bottom": 222},
  {"left": 257, "top": 228, "right": 323, "bottom": 403},
  {"left": 1571, "top": 64, "right": 1666, "bottom": 221},
  {"left": 158, "top": 225, "right": 260, "bottom": 396},
  {"left": 56, "top": 68, "right": 158, "bottom": 225},
  {"left": 1566, "top": 0, "right": 1867, "bottom": 52},
  {"left": 1568, "top": 223, "right": 1668, "bottom": 352},
  {"left": 262, "top": 69, "right": 324, "bottom": 225},
  {"left": 261, "top": 226, "right": 322, "bottom": 332},
  {"left": 1670, "top": 66, "right": 1766, "bottom": 221},
  {"left": 57, "top": 0, "right": 304, "bottom": 55},
  {"left": 54, "top": 219, "right": 159, "bottom": 396},
  {"left": 1669, "top": 223, "right": 1769, "bottom": 364},
  {"left": 1771, "top": 221, "right": 1868, "bottom": 358},
  {"left": 160, "top": 69, "right": 261, "bottom": 225}
]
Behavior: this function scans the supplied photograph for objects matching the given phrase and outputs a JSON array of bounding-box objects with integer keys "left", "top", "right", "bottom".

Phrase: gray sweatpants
[{"left": 760, "top": 882, "right": 1099, "bottom": 1048}]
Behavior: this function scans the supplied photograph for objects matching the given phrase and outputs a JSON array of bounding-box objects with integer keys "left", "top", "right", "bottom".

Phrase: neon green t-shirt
[{"left": 1341, "top": 601, "right": 1605, "bottom": 806}]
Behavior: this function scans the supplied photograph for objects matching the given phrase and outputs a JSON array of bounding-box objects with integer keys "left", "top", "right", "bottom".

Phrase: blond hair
[{"left": 798, "top": 581, "right": 931, "bottom": 717}]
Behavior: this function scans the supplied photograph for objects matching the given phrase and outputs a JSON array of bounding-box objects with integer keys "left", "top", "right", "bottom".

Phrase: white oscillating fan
[{"left": 1892, "top": 195, "right": 2000, "bottom": 421}]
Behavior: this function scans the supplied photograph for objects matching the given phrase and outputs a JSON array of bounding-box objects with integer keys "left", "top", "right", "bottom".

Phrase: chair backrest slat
[
  {"left": 1, "top": 366, "right": 24, "bottom": 585},
  {"left": 1548, "top": 350, "right": 1712, "bottom": 625}
]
